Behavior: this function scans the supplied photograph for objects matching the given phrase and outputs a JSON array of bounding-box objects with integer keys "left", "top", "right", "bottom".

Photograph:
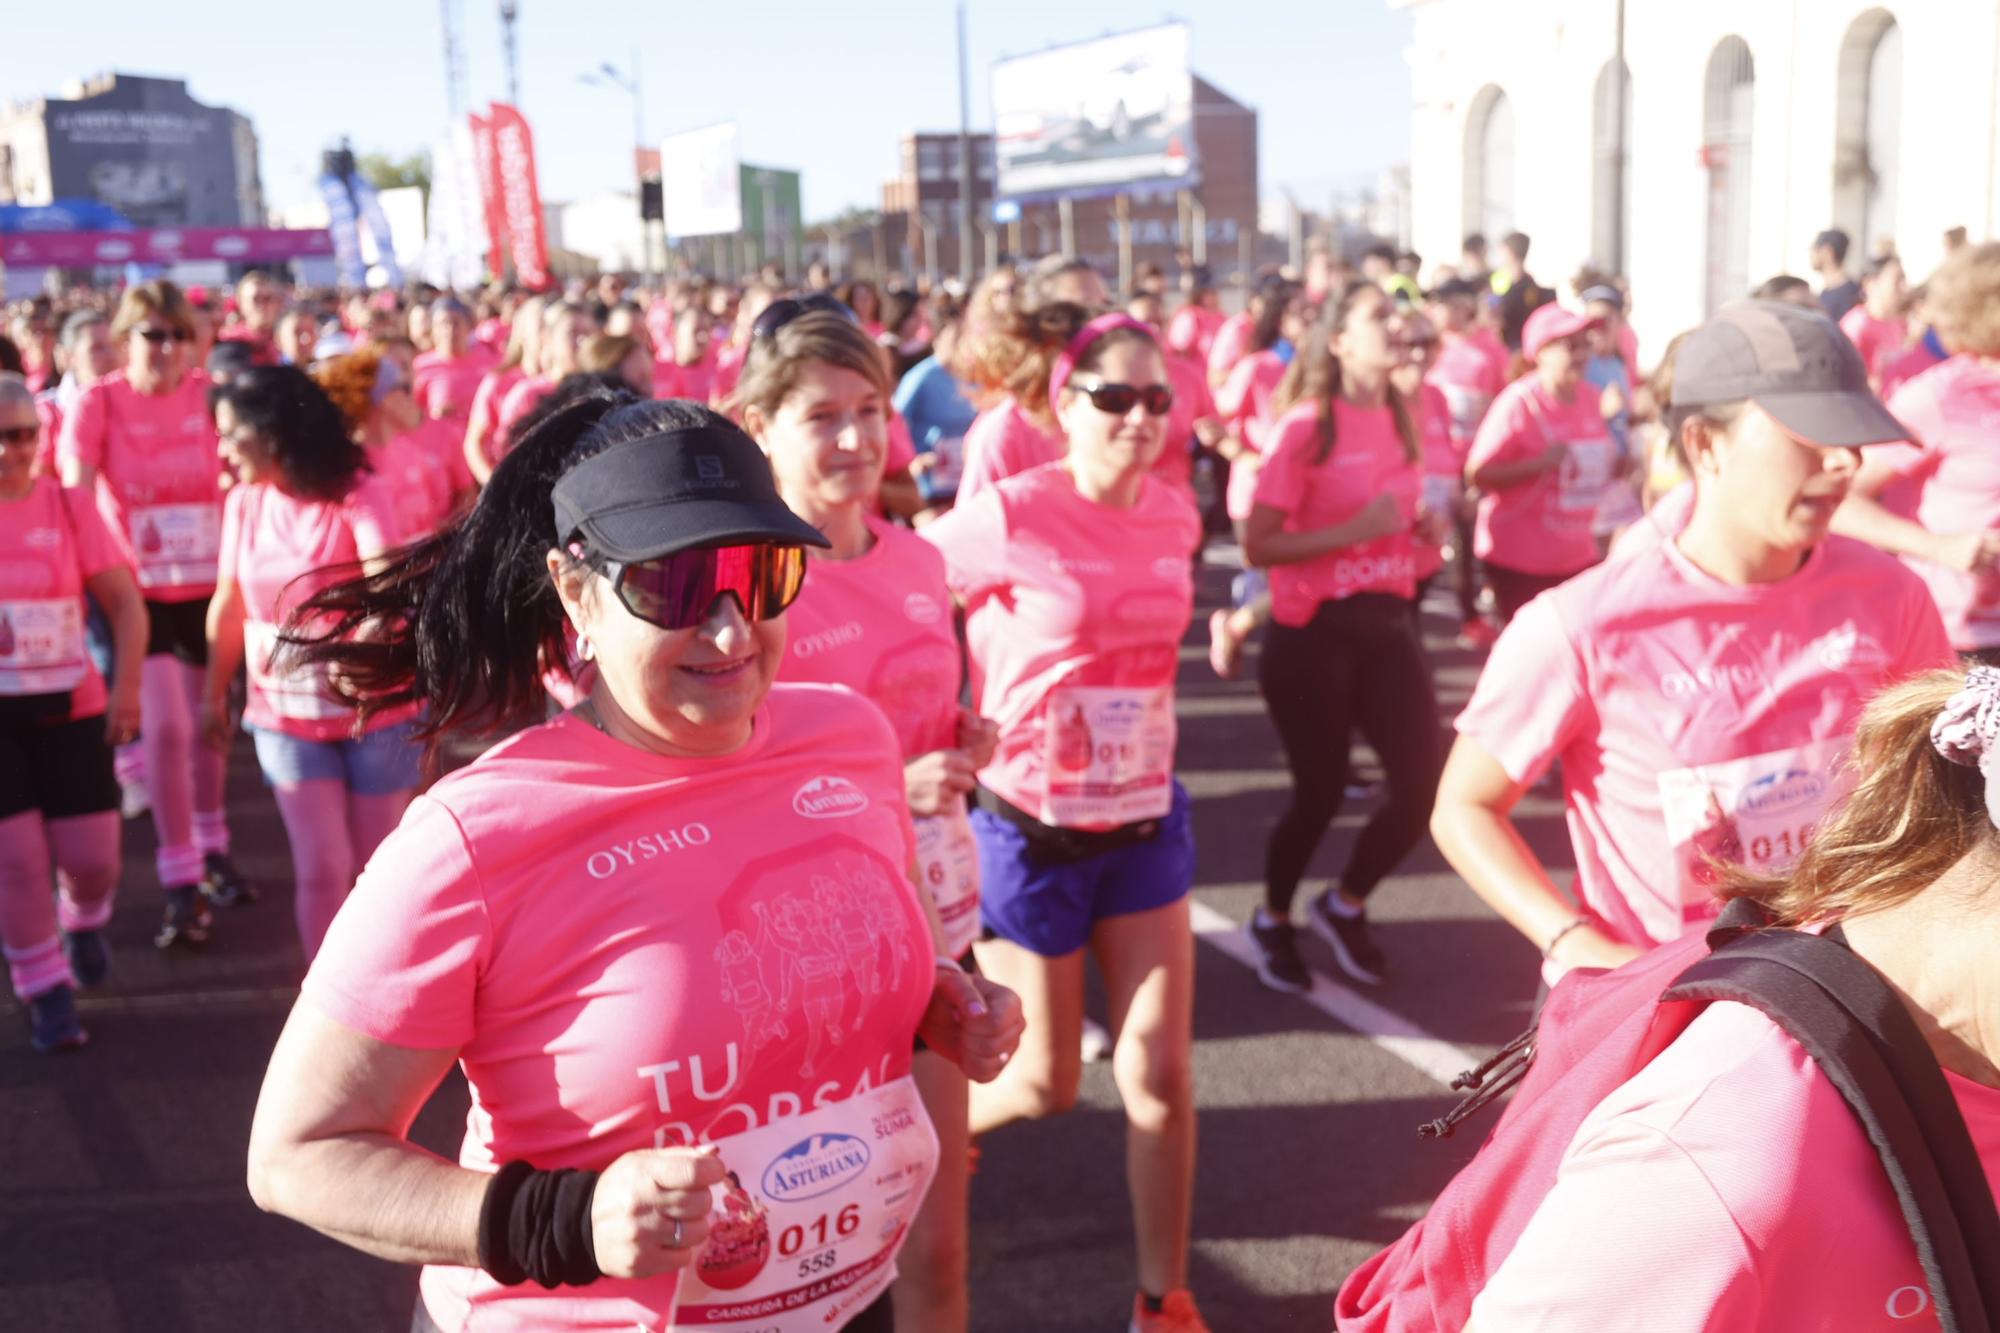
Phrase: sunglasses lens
[
  {"left": 1143, "top": 385, "right": 1175, "bottom": 416},
  {"left": 1089, "top": 385, "right": 1138, "bottom": 415},
  {"left": 614, "top": 545, "right": 808, "bottom": 629}
]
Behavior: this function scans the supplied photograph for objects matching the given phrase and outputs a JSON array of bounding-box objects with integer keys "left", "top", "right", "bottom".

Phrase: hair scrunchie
[{"left": 1931, "top": 665, "right": 2000, "bottom": 827}]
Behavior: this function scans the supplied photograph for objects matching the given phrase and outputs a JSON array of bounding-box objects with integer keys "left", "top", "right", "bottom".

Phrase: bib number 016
[{"left": 777, "top": 1203, "right": 861, "bottom": 1260}]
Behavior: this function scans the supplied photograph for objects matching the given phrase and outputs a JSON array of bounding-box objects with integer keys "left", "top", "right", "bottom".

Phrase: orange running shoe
[{"left": 1129, "top": 1289, "right": 1211, "bottom": 1333}]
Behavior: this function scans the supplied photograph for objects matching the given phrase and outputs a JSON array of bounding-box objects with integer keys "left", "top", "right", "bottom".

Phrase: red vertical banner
[
  {"left": 488, "top": 101, "right": 551, "bottom": 290},
  {"left": 468, "top": 109, "right": 510, "bottom": 281}
]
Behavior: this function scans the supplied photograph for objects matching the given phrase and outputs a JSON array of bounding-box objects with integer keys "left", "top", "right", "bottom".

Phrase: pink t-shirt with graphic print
[
  {"left": 302, "top": 687, "right": 931, "bottom": 1332},
  {"left": 1252, "top": 401, "right": 1422, "bottom": 624},
  {"left": 1455, "top": 534, "right": 1952, "bottom": 952},
  {"left": 59, "top": 370, "right": 223, "bottom": 603},
  {"left": 0, "top": 476, "right": 130, "bottom": 719},
  {"left": 218, "top": 477, "right": 407, "bottom": 741},
  {"left": 1473, "top": 1000, "right": 2000, "bottom": 1332},
  {"left": 1466, "top": 373, "right": 1614, "bottom": 577},
  {"left": 780, "top": 516, "right": 960, "bottom": 762},
  {"left": 956, "top": 398, "right": 1063, "bottom": 504},
  {"left": 923, "top": 462, "right": 1199, "bottom": 829},
  {"left": 1865, "top": 356, "right": 2000, "bottom": 650},
  {"left": 414, "top": 348, "right": 497, "bottom": 422}
]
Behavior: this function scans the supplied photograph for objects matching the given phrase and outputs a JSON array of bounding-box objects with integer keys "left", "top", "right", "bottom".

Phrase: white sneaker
[
  {"left": 1081, "top": 1016, "right": 1113, "bottom": 1063},
  {"left": 120, "top": 779, "right": 150, "bottom": 821}
]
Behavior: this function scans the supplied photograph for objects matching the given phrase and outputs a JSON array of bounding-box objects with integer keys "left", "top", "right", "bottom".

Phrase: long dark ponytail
[
  {"left": 281, "top": 390, "right": 725, "bottom": 746},
  {"left": 1272, "top": 282, "right": 1419, "bottom": 466}
]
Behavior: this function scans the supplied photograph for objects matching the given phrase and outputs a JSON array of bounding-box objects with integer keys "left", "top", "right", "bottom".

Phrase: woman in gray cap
[
  {"left": 1433, "top": 301, "right": 1955, "bottom": 984},
  {"left": 242, "top": 390, "right": 1023, "bottom": 1333}
]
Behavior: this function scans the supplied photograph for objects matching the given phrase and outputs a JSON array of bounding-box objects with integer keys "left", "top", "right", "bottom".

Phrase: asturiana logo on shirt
[
  {"left": 903, "top": 592, "right": 943, "bottom": 624},
  {"left": 761, "top": 1132, "right": 872, "bottom": 1203},
  {"left": 793, "top": 775, "right": 869, "bottom": 820},
  {"left": 1735, "top": 768, "right": 1827, "bottom": 818}
]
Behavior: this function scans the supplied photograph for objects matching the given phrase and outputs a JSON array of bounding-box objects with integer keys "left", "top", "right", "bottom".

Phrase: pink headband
[
  {"left": 1048, "top": 313, "right": 1156, "bottom": 419},
  {"left": 1932, "top": 665, "right": 2000, "bottom": 826}
]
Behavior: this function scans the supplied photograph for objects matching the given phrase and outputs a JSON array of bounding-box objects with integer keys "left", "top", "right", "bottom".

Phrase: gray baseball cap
[{"left": 1672, "top": 299, "right": 1907, "bottom": 448}]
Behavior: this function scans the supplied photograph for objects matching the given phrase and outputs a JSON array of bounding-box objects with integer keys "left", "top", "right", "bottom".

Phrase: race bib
[
  {"left": 1040, "top": 685, "right": 1174, "bottom": 828},
  {"left": 912, "top": 801, "right": 981, "bottom": 959},
  {"left": 130, "top": 501, "right": 220, "bottom": 589},
  {"left": 1553, "top": 439, "right": 1613, "bottom": 518},
  {"left": 246, "top": 619, "right": 349, "bottom": 723},
  {"left": 0, "top": 598, "right": 87, "bottom": 695},
  {"left": 1657, "top": 737, "right": 1852, "bottom": 915},
  {"left": 673, "top": 1076, "right": 939, "bottom": 1331}
]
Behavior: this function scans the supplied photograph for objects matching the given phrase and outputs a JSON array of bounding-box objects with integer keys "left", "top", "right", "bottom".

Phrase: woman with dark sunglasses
[
  {"left": 244, "top": 390, "right": 1023, "bottom": 1333},
  {"left": 1239, "top": 283, "right": 1445, "bottom": 995},
  {"left": 59, "top": 280, "right": 254, "bottom": 949},
  {"left": 0, "top": 373, "right": 145, "bottom": 1052},
  {"left": 739, "top": 310, "right": 1000, "bottom": 1332},
  {"left": 923, "top": 316, "right": 1212, "bottom": 1333}
]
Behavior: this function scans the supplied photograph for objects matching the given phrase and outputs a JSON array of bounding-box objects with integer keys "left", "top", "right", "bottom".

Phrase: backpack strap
[{"left": 1664, "top": 930, "right": 2000, "bottom": 1333}]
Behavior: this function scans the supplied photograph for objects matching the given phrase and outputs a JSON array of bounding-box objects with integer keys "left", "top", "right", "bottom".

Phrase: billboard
[
  {"left": 43, "top": 78, "right": 251, "bottom": 228},
  {"left": 739, "top": 164, "right": 801, "bottom": 257},
  {"left": 992, "top": 23, "right": 1199, "bottom": 201},
  {"left": 660, "top": 123, "right": 743, "bottom": 239}
]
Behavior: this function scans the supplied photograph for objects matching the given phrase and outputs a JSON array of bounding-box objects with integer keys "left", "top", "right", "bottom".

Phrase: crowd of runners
[{"left": 2, "top": 215, "right": 1998, "bottom": 1330}]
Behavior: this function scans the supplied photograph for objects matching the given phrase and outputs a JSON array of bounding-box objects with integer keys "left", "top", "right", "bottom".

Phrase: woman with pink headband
[{"left": 923, "top": 313, "right": 1211, "bottom": 1333}]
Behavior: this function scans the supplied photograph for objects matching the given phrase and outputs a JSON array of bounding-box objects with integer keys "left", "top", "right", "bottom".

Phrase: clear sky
[{"left": 0, "top": 0, "right": 1413, "bottom": 220}]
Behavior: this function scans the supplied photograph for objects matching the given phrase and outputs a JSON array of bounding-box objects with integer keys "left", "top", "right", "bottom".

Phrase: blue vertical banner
[
  {"left": 317, "top": 172, "right": 366, "bottom": 288},
  {"left": 348, "top": 172, "right": 403, "bottom": 288}
]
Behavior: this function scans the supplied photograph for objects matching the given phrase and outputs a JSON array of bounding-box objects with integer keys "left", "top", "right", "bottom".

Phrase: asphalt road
[{"left": 0, "top": 554, "right": 1563, "bottom": 1333}]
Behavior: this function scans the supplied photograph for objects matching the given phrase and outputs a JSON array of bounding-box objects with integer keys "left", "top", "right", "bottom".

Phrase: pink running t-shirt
[
  {"left": 1153, "top": 352, "right": 1214, "bottom": 504},
  {"left": 1879, "top": 339, "right": 1945, "bottom": 401},
  {"left": 1467, "top": 373, "right": 1613, "bottom": 577},
  {"left": 1840, "top": 306, "right": 1909, "bottom": 384},
  {"left": 711, "top": 339, "right": 749, "bottom": 410},
  {"left": 956, "top": 398, "right": 1063, "bottom": 504},
  {"left": 1429, "top": 331, "right": 1509, "bottom": 451},
  {"left": 302, "top": 686, "right": 932, "bottom": 1332},
  {"left": 1216, "top": 350, "right": 1290, "bottom": 523},
  {"left": 0, "top": 476, "right": 129, "bottom": 719},
  {"left": 661, "top": 352, "right": 718, "bottom": 407},
  {"left": 413, "top": 348, "right": 496, "bottom": 421},
  {"left": 1166, "top": 306, "right": 1224, "bottom": 364},
  {"left": 1866, "top": 356, "right": 2000, "bottom": 650},
  {"left": 1473, "top": 1000, "right": 2000, "bottom": 1331},
  {"left": 924, "top": 462, "right": 1199, "bottom": 830},
  {"left": 1455, "top": 533, "right": 1952, "bottom": 951},
  {"left": 494, "top": 373, "right": 557, "bottom": 453},
  {"left": 218, "top": 477, "right": 406, "bottom": 741},
  {"left": 59, "top": 370, "right": 222, "bottom": 602},
  {"left": 1205, "top": 311, "right": 1255, "bottom": 384},
  {"left": 368, "top": 430, "right": 454, "bottom": 545},
  {"left": 465, "top": 366, "right": 526, "bottom": 469},
  {"left": 1252, "top": 401, "right": 1422, "bottom": 624},
  {"left": 1411, "top": 381, "right": 1461, "bottom": 581}
]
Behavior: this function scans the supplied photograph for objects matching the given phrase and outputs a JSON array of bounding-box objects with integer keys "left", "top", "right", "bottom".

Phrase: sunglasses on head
[
  {"left": 751, "top": 293, "right": 858, "bottom": 342},
  {"left": 136, "top": 327, "right": 194, "bottom": 345},
  {"left": 1066, "top": 377, "right": 1174, "bottom": 417},
  {"left": 0, "top": 425, "right": 39, "bottom": 448},
  {"left": 573, "top": 541, "right": 808, "bottom": 631}
]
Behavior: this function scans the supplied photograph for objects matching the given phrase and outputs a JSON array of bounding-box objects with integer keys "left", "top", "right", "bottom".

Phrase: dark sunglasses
[
  {"left": 0, "top": 425, "right": 39, "bottom": 447},
  {"left": 1067, "top": 377, "right": 1174, "bottom": 417},
  {"left": 136, "top": 327, "right": 195, "bottom": 344},
  {"left": 751, "top": 293, "right": 858, "bottom": 342},
  {"left": 576, "top": 542, "right": 808, "bottom": 631}
]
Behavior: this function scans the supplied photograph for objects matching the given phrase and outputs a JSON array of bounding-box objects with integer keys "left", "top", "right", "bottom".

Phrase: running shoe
[
  {"left": 119, "top": 778, "right": 150, "bottom": 820},
  {"left": 1129, "top": 1289, "right": 1212, "bottom": 1333},
  {"left": 63, "top": 928, "right": 111, "bottom": 989},
  {"left": 1081, "top": 1015, "right": 1113, "bottom": 1063},
  {"left": 200, "top": 851, "right": 258, "bottom": 907},
  {"left": 1244, "top": 913, "right": 1311, "bottom": 994},
  {"left": 154, "top": 885, "right": 213, "bottom": 949},
  {"left": 1308, "top": 890, "right": 1386, "bottom": 987},
  {"left": 28, "top": 984, "right": 88, "bottom": 1054},
  {"left": 1206, "top": 609, "right": 1243, "bottom": 680}
]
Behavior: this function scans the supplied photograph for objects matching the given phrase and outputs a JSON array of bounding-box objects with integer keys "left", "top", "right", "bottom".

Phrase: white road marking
[{"left": 1188, "top": 899, "right": 1480, "bottom": 1089}]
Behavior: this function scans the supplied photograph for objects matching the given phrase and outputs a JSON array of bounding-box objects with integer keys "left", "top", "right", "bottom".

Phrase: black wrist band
[{"left": 477, "top": 1162, "right": 603, "bottom": 1289}]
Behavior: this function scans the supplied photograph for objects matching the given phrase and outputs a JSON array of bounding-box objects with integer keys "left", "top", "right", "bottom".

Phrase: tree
[{"left": 356, "top": 150, "right": 433, "bottom": 210}]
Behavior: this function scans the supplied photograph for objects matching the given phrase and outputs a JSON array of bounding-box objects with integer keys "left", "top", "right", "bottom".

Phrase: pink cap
[
  {"left": 1048, "top": 313, "right": 1157, "bottom": 419},
  {"left": 1522, "top": 303, "right": 1604, "bottom": 360}
]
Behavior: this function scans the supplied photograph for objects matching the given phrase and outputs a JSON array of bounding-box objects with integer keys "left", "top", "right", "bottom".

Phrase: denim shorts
[
  {"left": 970, "top": 780, "right": 1194, "bottom": 957},
  {"left": 250, "top": 721, "right": 423, "bottom": 795}
]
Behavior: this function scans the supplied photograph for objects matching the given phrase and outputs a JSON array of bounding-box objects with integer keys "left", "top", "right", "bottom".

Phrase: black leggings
[
  {"left": 1484, "top": 563, "right": 1577, "bottom": 626},
  {"left": 1257, "top": 593, "right": 1443, "bottom": 916}
]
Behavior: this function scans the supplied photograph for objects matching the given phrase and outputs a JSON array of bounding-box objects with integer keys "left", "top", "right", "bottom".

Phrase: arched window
[
  {"left": 1463, "top": 86, "right": 1514, "bottom": 242},
  {"left": 1703, "top": 37, "right": 1755, "bottom": 313},
  {"left": 1834, "top": 10, "right": 1902, "bottom": 260},
  {"left": 1591, "top": 59, "right": 1634, "bottom": 273}
]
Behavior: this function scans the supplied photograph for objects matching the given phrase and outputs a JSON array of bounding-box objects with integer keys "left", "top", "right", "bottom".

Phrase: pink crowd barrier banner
[{"left": 0, "top": 227, "right": 335, "bottom": 267}]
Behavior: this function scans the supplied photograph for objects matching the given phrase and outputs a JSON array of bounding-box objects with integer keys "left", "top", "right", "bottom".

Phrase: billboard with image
[
  {"left": 992, "top": 22, "right": 1199, "bottom": 200},
  {"left": 661, "top": 123, "right": 743, "bottom": 239}
]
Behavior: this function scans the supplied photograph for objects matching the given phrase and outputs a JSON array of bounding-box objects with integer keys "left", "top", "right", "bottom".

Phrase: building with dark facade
[{"left": 0, "top": 73, "right": 263, "bottom": 228}]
